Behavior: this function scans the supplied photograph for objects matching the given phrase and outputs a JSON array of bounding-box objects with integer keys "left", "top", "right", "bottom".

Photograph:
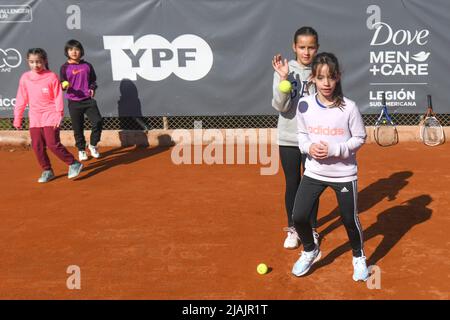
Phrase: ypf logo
[
  {"left": 0, "top": 48, "right": 22, "bottom": 70},
  {"left": 103, "top": 34, "right": 213, "bottom": 81}
]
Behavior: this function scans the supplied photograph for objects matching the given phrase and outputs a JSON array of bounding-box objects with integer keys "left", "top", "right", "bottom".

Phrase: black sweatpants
[
  {"left": 292, "top": 175, "right": 365, "bottom": 257},
  {"left": 279, "top": 146, "right": 319, "bottom": 228},
  {"left": 68, "top": 98, "right": 103, "bottom": 151}
]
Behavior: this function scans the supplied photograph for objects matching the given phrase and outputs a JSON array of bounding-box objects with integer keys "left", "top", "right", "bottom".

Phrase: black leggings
[
  {"left": 292, "top": 175, "right": 365, "bottom": 257},
  {"left": 68, "top": 99, "right": 103, "bottom": 151},
  {"left": 279, "top": 146, "right": 319, "bottom": 228}
]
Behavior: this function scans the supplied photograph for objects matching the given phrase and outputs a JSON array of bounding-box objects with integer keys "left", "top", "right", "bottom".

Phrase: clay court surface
[{"left": 0, "top": 142, "right": 448, "bottom": 300}]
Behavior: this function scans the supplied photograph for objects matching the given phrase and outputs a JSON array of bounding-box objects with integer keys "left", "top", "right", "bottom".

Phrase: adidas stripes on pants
[{"left": 292, "top": 175, "right": 365, "bottom": 257}]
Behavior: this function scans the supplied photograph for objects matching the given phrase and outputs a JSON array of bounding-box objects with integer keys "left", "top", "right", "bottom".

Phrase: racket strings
[
  {"left": 421, "top": 118, "right": 444, "bottom": 146},
  {"left": 424, "top": 118, "right": 440, "bottom": 127},
  {"left": 375, "top": 125, "right": 398, "bottom": 146}
]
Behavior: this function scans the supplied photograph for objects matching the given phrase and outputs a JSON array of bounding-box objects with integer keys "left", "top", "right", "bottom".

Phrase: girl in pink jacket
[{"left": 14, "top": 48, "right": 83, "bottom": 183}]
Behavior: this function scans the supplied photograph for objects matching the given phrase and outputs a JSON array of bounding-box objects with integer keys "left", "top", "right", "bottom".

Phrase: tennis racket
[
  {"left": 419, "top": 95, "right": 444, "bottom": 146},
  {"left": 374, "top": 92, "right": 398, "bottom": 146}
]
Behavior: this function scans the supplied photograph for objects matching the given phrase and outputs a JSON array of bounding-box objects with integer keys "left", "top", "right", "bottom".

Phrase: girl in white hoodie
[{"left": 291, "top": 52, "right": 368, "bottom": 282}]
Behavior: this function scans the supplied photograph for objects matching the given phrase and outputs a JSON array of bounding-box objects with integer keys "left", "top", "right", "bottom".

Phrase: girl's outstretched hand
[{"left": 272, "top": 54, "right": 289, "bottom": 80}]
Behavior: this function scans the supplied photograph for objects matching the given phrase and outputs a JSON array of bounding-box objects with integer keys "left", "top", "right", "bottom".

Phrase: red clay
[{"left": 0, "top": 142, "right": 448, "bottom": 299}]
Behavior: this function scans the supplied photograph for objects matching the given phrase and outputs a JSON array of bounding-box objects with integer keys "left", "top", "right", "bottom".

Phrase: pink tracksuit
[{"left": 14, "top": 70, "right": 75, "bottom": 170}]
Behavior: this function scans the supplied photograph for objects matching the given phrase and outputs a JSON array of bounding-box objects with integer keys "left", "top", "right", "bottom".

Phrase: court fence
[{"left": 1, "top": 114, "right": 449, "bottom": 131}]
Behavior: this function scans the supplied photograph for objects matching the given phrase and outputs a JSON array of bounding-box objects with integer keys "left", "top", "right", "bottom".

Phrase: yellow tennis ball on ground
[
  {"left": 61, "top": 81, "right": 70, "bottom": 90},
  {"left": 278, "top": 80, "right": 292, "bottom": 94},
  {"left": 257, "top": 263, "right": 268, "bottom": 275}
]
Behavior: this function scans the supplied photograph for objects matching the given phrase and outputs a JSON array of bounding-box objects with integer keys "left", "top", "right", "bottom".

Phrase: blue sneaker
[
  {"left": 68, "top": 161, "right": 83, "bottom": 179},
  {"left": 352, "top": 256, "right": 369, "bottom": 281},
  {"left": 292, "top": 246, "right": 321, "bottom": 277},
  {"left": 37, "top": 170, "right": 55, "bottom": 183}
]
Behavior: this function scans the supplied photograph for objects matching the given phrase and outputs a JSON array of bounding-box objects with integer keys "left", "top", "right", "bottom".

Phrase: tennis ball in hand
[
  {"left": 61, "top": 81, "right": 70, "bottom": 90},
  {"left": 257, "top": 263, "right": 268, "bottom": 275},
  {"left": 278, "top": 80, "right": 292, "bottom": 94}
]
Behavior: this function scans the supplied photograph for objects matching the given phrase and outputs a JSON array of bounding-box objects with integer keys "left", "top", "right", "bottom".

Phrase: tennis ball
[
  {"left": 61, "top": 81, "right": 70, "bottom": 90},
  {"left": 257, "top": 263, "right": 268, "bottom": 275},
  {"left": 278, "top": 80, "right": 292, "bottom": 94}
]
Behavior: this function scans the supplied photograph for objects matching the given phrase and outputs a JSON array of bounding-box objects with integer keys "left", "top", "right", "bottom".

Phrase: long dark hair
[
  {"left": 27, "top": 48, "right": 49, "bottom": 70},
  {"left": 310, "top": 52, "right": 345, "bottom": 108}
]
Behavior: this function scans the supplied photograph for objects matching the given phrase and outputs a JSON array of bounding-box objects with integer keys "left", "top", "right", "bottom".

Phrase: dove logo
[
  {"left": 370, "top": 22, "right": 429, "bottom": 46},
  {"left": 367, "top": 20, "right": 431, "bottom": 77},
  {"left": 369, "top": 51, "right": 430, "bottom": 64},
  {"left": 411, "top": 51, "right": 430, "bottom": 62}
]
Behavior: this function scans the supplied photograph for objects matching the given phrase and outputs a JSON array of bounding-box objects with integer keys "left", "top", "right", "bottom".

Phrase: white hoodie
[
  {"left": 296, "top": 94, "right": 367, "bottom": 182},
  {"left": 271, "top": 60, "right": 314, "bottom": 146}
]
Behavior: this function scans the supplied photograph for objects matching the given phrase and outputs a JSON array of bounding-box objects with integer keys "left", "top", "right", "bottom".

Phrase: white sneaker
[
  {"left": 88, "top": 144, "right": 100, "bottom": 158},
  {"left": 283, "top": 227, "right": 300, "bottom": 249},
  {"left": 352, "top": 256, "right": 369, "bottom": 282},
  {"left": 68, "top": 161, "right": 83, "bottom": 179},
  {"left": 292, "top": 246, "right": 322, "bottom": 277},
  {"left": 78, "top": 150, "right": 88, "bottom": 161},
  {"left": 37, "top": 170, "right": 55, "bottom": 183}
]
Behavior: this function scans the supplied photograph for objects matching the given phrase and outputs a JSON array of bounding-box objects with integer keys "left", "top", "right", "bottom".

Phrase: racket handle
[
  {"left": 381, "top": 92, "right": 386, "bottom": 106},
  {"left": 427, "top": 94, "right": 432, "bottom": 109}
]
